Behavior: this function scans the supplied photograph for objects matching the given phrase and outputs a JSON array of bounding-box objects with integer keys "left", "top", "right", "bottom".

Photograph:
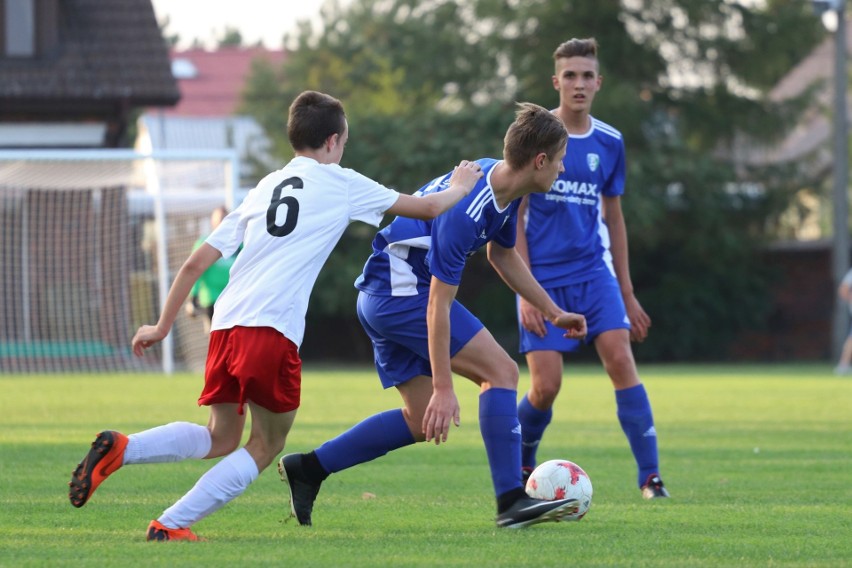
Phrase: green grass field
[{"left": 1, "top": 364, "right": 849, "bottom": 567}]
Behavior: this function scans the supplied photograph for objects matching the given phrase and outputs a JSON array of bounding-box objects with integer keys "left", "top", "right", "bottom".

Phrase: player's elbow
[
  {"left": 486, "top": 243, "right": 507, "bottom": 270},
  {"left": 181, "top": 256, "right": 209, "bottom": 281}
]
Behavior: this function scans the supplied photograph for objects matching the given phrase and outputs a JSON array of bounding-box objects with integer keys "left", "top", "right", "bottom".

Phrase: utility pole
[
  {"left": 814, "top": 1, "right": 850, "bottom": 362},
  {"left": 831, "top": 2, "right": 849, "bottom": 363}
]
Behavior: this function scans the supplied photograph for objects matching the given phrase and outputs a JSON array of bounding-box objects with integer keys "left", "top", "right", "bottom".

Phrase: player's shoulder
[
  {"left": 459, "top": 165, "right": 501, "bottom": 225},
  {"left": 590, "top": 117, "right": 623, "bottom": 141},
  {"left": 261, "top": 157, "right": 364, "bottom": 189},
  {"left": 477, "top": 157, "right": 500, "bottom": 169}
]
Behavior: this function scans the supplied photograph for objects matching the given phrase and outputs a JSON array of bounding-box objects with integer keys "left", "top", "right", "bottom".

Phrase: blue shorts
[
  {"left": 357, "top": 291, "right": 484, "bottom": 388},
  {"left": 518, "top": 271, "right": 630, "bottom": 354}
]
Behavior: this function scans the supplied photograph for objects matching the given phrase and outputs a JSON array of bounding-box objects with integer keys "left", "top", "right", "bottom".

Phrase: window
[{"left": 3, "top": 0, "right": 36, "bottom": 57}]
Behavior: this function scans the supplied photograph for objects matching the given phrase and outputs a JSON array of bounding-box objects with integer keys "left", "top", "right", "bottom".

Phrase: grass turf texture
[{"left": 0, "top": 364, "right": 849, "bottom": 567}]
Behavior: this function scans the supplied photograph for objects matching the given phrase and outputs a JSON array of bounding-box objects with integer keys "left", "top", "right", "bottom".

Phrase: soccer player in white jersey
[
  {"left": 515, "top": 38, "right": 669, "bottom": 499},
  {"left": 279, "top": 103, "right": 589, "bottom": 529},
  {"left": 67, "top": 90, "right": 484, "bottom": 541}
]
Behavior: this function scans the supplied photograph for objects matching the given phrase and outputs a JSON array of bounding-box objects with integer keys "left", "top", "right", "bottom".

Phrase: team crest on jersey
[{"left": 587, "top": 153, "right": 600, "bottom": 172}]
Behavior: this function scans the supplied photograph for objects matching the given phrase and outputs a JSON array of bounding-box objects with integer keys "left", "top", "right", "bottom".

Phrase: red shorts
[{"left": 199, "top": 326, "right": 301, "bottom": 414}]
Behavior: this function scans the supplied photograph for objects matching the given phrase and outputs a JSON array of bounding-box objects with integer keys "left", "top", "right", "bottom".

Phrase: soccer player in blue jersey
[
  {"left": 280, "top": 103, "right": 589, "bottom": 529},
  {"left": 515, "top": 38, "right": 668, "bottom": 499}
]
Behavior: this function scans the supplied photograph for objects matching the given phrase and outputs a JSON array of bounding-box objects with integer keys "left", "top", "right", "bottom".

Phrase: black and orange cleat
[
  {"left": 68, "top": 430, "right": 129, "bottom": 508},
  {"left": 146, "top": 520, "right": 203, "bottom": 542}
]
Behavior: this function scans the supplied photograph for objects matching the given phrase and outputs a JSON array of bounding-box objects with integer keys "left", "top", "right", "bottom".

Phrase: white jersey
[{"left": 206, "top": 156, "right": 399, "bottom": 347}]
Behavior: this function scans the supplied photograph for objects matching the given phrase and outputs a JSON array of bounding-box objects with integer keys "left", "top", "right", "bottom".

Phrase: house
[
  {"left": 730, "top": 18, "right": 850, "bottom": 228},
  {"left": 727, "top": 21, "right": 852, "bottom": 361},
  {"left": 752, "top": 18, "right": 851, "bottom": 171},
  {"left": 0, "top": 0, "right": 182, "bottom": 372},
  {"left": 0, "top": 0, "right": 179, "bottom": 148},
  {"left": 136, "top": 46, "right": 286, "bottom": 188}
]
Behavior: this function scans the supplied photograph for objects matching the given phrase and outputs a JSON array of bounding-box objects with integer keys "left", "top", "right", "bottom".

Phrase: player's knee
[
  {"left": 603, "top": 345, "right": 633, "bottom": 369},
  {"left": 604, "top": 351, "right": 639, "bottom": 387},
  {"left": 265, "top": 436, "right": 287, "bottom": 460},
  {"left": 401, "top": 407, "right": 427, "bottom": 442},
  {"left": 208, "top": 432, "right": 242, "bottom": 458},
  {"left": 489, "top": 358, "right": 519, "bottom": 389},
  {"left": 245, "top": 436, "right": 286, "bottom": 471},
  {"left": 532, "top": 379, "right": 561, "bottom": 404}
]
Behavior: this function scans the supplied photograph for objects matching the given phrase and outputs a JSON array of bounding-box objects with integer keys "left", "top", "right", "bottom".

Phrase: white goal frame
[{"left": 0, "top": 148, "right": 241, "bottom": 374}]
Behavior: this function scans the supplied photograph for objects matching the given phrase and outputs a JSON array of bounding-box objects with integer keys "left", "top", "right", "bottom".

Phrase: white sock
[
  {"left": 124, "top": 422, "right": 211, "bottom": 465},
  {"left": 158, "top": 447, "right": 259, "bottom": 529}
]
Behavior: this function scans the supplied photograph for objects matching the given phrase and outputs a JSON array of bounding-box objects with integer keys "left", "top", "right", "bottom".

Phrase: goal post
[{"left": 0, "top": 149, "right": 241, "bottom": 374}]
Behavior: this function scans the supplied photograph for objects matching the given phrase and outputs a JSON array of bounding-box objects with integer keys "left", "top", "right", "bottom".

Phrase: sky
[{"left": 149, "top": 0, "right": 332, "bottom": 49}]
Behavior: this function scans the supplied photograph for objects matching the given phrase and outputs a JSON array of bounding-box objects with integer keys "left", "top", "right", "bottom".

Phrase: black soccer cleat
[
  {"left": 278, "top": 453, "right": 322, "bottom": 526},
  {"left": 640, "top": 474, "right": 670, "bottom": 499},
  {"left": 496, "top": 496, "right": 580, "bottom": 529}
]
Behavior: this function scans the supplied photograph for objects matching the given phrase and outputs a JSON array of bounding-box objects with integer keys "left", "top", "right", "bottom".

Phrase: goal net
[{"left": 0, "top": 149, "right": 240, "bottom": 374}]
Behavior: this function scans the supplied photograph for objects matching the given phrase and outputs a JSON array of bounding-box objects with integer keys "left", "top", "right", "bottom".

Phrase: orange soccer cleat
[
  {"left": 68, "top": 430, "right": 129, "bottom": 508},
  {"left": 146, "top": 520, "right": 203, "bottom": 542}
]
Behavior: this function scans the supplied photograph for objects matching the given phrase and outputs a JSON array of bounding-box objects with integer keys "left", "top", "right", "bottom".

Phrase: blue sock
[
  {"left": 517, "top": 394, "right": 552, "bottom": 469},
  {"left": 479, "top": 388, "right": 523, "bottom": 498},
  {"left": 315, "top": 409, "right": 415, "bottom": 474},
  {"left": 615, "top": 384, "right": 659, "bottom": 487}
]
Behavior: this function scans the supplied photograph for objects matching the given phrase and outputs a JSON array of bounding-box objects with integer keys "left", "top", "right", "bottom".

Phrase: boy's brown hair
[
  {"left": 503, "top": 102, "right": 568, "bottom": 170},
  {"left": 288, "top": 91, "right": 347, "bottom": 151}
]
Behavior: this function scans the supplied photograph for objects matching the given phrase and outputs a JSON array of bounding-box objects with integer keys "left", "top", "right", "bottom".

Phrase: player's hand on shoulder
[
  {"left": 447, "top": 160, "right": 483, "bottom": 195},
  {"left": 131, "top": 324, "right": 166, "bottom": 357},
  {"left": 553, "top": 311, "right": 587, "bottom": 340}
]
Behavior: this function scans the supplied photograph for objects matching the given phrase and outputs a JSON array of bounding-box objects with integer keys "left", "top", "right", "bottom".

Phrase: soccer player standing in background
[
  {"left": 514, "top": 38, "right": 669, "bottom": 499},
  {"left": 67, "top": 90, "right": 483, "bottom": 541},
  {"left": 280, "top": 103, "right": 588, "bottom": 529}
]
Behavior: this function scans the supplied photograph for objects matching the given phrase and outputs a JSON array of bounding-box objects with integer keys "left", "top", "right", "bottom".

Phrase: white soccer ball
[{"left": 525, "top": 459, "right": 593, "bottom": 521}]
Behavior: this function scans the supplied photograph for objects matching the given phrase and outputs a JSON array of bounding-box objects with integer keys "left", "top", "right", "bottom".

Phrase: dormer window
[
  {"left": 171, "top": 58, "right": 198, "bottom": 79},
  {"left": 1, "top": 0, "right": 59, "bottom": 58},
  {"left": 3, "top": 0, "right": 35, "bottom": 57}
]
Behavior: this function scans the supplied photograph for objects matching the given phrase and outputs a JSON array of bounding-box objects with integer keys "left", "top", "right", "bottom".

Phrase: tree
[
  {"left": 217, "top": 27, "right": 243, "bottom": 47},
  {"left": 157, "top": 15, "right": 180, "bottom": 48},
  {"left": 243, "top": 0, "right": 826, "bottom": 361}
]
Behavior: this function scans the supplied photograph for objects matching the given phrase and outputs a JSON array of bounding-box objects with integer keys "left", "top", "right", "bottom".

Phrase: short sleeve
[
  {"left": 428, "top": 207, "right": 478, "bottom": 286},
  {"left": 206, "top": 202, "right": 247, "bottom": 258},
  {"left": 603, "top": 139, "right": 626, "bottom": 198},
  {"left": 345, "top": 169, "right": 400, "bottom": 227},
  {"left": 492, "top": 204, "right": 519, "bottom": 249}
]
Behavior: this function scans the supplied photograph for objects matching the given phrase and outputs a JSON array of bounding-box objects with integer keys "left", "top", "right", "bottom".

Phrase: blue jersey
[
  {"left": 524, "top": 116, "right": 626, "bottom": 287},
  {"left": 355, "top": 158, "right": 519, "bottom": 296}
]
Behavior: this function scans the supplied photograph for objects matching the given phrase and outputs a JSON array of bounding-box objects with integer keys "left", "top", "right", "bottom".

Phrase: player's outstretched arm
[
  {"left": 132, "top": 243, "right": 222, "bottom": 356},
  {"left": 386, "top": 160, "right": 482, "bottom": 220},
  {"left": 487, "top": 242, "right": 587, "bottom": 340}
]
